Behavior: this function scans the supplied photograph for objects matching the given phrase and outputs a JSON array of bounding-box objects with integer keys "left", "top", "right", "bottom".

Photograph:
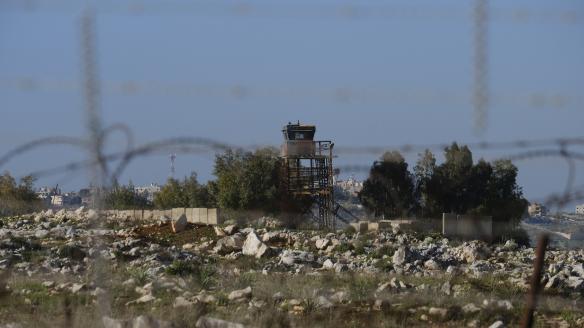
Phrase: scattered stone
[
  {"left": 228, "top": 286, "right": 252, "bottom": 302},
  {"left": 223, "top": 225, "right": 238, "bottom": 235},
  {"left": 428, "top": 307, "right": 448, "bottom": 318},
  {"left": 214, "top": 226, "right": 226, "bottom": 237},
  {"left": 70, "top": 283, "right": 85, "bottom": 293},
  {"left": 441, "top": 281, "right": 452, "bottom": 296},
  {"left": 316, "top": 295, "right": 333, "bottom": 309},
  {"left": 373, "top": 299, "right": 390, "bottom": 311},
  {"left": 315, "top": 239, "right": 330, "bottom": 250},
  {"left": 392, "top": 246, "right": 411, "bottom": 266},
  {"left": 322, "top": 259, "right": 334, "bottom": 269},
  {"left": 132, "top": 315, "right": 172, "bottom": 328},
  {"left": 488, "top": 320, "right": 505, "bottom": 328},
  {"left": 462, "top": 303, "right": 481, "bottom": 313},
  {"left": 102, "top": 317, "right": 124, "bottom": 328},
  {"left": 424, "top": 259, "right": 441, "bottom": 270},
  {"left": 126, "top": 294, "right": 156, "bottom": 306},
  {"left": 171, "top": 214, "right": 188, "bottom": 233},
  {"left": 196, "top": 316, "right": 245, "bottom": 328}
]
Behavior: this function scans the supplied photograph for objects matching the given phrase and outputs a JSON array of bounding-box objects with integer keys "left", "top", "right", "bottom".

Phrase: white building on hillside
[
  {"left": 335, "top": 175, "right": 363, "bottom": 197},
  {"left": 528, "top": 202, "right": 547, "bottom": 217},
  {"left": 135, "top": 183, "right": 161, "bottom": 203}
]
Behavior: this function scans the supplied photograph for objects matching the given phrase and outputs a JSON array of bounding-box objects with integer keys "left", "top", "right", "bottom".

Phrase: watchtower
[{"left": 280, "top": 122, "right": 336, "bottom": 229}]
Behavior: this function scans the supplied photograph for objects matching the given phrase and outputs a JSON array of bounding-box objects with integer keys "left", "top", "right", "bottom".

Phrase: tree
[
  {"left": 413, "top": 149, "right": 436, "bottom": 216},
  {"left": 358, "top": 151, "right": 415, "bottom": 219},
  {"left": 0, "top": 171, "right": 43, "bottom": 216},
  {"left": 213, "top": 147, "right": 312, "bottom": 216},
  {"left": 426, "top": 143, "right": 474, "bottom": 214},
  {"left": 359, "top": 143, "right": 528, "bottom": 225},
  {"left": 103, "top": 182, "right": 149, "bottom": 210},
  {"left": 484, "top": 160, "right": 528, "bottom": 223},
  {"left": 153, "top": 173, "right": 215, "bottom": 209},
  {"left": 418, "top": 145, "right": 527, "bottom": 223}
]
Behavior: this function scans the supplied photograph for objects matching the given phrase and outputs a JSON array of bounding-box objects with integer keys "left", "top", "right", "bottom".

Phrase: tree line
[
  {"left": 0, "top": 172, "right": 43, "bottom": 216},
  {"left": 104, "top": 147, "right": 311, "bottom": 218},
  {"left": 358, "top": 143, "right": 528, "bottom": 223}
]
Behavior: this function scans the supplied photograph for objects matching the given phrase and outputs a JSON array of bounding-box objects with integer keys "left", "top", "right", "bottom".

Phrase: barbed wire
[
  {"left": 473, "top": 0, "right": 488, "bottom": 135},
  {"left": 2, "top": 130, "right": 584, "bottom": 207},
  {"left": 1, "top": 1, "right": 583, "bottom": 25},
  {"left": 1, "top": 77, "right": 583, "bottom": 109}
]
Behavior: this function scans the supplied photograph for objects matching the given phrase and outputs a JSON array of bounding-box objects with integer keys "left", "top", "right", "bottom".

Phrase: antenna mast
[{"left": 169, "top": 153, "right": 176, "bottom": 178}]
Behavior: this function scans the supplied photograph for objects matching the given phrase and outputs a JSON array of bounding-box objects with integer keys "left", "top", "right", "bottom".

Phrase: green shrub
[
  {"left": 372, "top": 245, "right": 395, "bottom": 259},
  {"left": 165, "top": 260, "right": 198, "bottom": 276}
]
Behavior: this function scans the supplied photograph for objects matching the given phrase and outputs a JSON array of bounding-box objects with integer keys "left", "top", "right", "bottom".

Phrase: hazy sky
[{"left": 1, "top": 0, "right": 583, "bottom": 208}]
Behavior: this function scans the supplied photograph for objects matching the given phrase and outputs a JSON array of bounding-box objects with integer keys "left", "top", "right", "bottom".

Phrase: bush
[
  {"left": 0, "top": 172, "right": 44, "bottom": 217},
  {"left": 165, "top": 260, "right": 198, "bottom": 276},
  {"left": 372, "top": 245, "right": 395, "bottom": 259}
]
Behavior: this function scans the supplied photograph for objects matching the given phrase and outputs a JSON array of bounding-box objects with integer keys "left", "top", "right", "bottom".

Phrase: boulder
[
  {"left": 173, "top": 296, "right": 194, "bottom": 308},
  {"left": 488, "top": 321, "right": 505, "bottom": 328},
  {"left": 132, "top": 315, "right": 172, "bottom": 328},
  {"left": 86, "top": 209, "right": 98, "bottom": 220},
  {"left": 242, "top": 232, "right": 263, "bottom": 256},
  {"left": 223, "top": 225, "right": 238, "bottom": 235},
  {"left": 214, "top": 235, "right": 244, "bottom": 255},
  {"left": 102, "top": 317, "right": 124, "bottom": 328},
  {"left": 392, "top": 246, "right": 411, "bottom": 266},
  {"left": 214, "top": 227, "right": 226, "bottom": 237},
  {"left": 228, "top": 286, "right": 252, "bottom": 301},
  {"left": 316, "top": 295, "right": 333, "bottom": 309},
  {"left": 315, "top": 239, "right": 330, "bottom": 250},
  {"left": 462, "top": 303, "right": 481, "bottom": 314},
  {"left": 461, "top": 243, "right": 490, "bottom": 263},
  {"left": 195, "top": 316, "right": 245, "bottom": 328},
  {"left": 171, "top": 214, "right": 188, "bottom": 233},
  {"left": 322, "top": 259, "right": 334, "bottom": 269},
  {"left": 572, "top": 263, "right": 584, "bottom": 278},
  {"left": 428, "top": 307, "right": 448, "bottom": 318},
  {"left": 424, "top": 259, "right": 441, "bottom": 270},
  {"left": 255, "top": 243, "right": 274, "bottom": 258},
  {"left": 566, "top": 276, "right": 584, "bottom": 291}
]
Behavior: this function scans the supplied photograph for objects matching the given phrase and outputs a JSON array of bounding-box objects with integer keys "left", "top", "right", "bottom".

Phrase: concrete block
[
  {"left": 378, "top": 220, "right": 392, "bottom": 231},
  {"left": 172, "top": 208, "right": 186, "bottom": 219},
  {"left": 208, "top": 208, "right": 220, "bottom": 225},
  {"left": 185, "top": 208, "right": 195, "bottom": 223},
  {"left": 357, "top": 221, "right": 369, "bottom": 233},
  {"left": 198, "top": 208, "right": 207, "bottom": 225},
  {"left": 142, "top": 210, "right": 152, "bottom": 220}
]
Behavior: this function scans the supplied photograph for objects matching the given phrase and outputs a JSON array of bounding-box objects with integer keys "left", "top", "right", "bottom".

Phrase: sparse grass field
[{"left": 1, "top": 259, "right": 583, "bottom": 328}]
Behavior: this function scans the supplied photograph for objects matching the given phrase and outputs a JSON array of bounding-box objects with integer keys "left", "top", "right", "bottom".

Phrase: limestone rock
[
  {"left": 196, "top": 316, "right": 245, "bottom": 328},
  {"left": 315, "top": 239, "right": 330, "bottom": 250},
  {"left": 228, "top": 286, "right": 252, "bottom": 301},
  {"left": 488, "top": 321, "right": 505, "bottom": 328},
  {"left": 392, "top": 246, "right": 410, "bottom": 266},
  {"left": 102, "top": 317, "right": 124, "bottom": 328},
  {"left": 242, "top": 232, "right": 262, "bottom": 256},
  {"left": 171, "top": 214, "right": 188, "bottom": 233},
  {"left": 223, "top": 225, "right": 238, "bottom": 235}
]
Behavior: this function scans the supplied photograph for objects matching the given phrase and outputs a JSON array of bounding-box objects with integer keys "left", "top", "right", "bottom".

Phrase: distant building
[
  {"left": 135, "top": 183, "right": 161, "bottom": 203},
  {"left": 50, "top": 193, "right": 81, "bottom": 207},
  {"left": 335, "top": 176, "right": 363, "bottom": 197},
  {"left": 528, "top": 202, "right": 547, "bottom": 217},
  {"left": 50, "top": 195, "right": 64, "bottom": 207},
  {"left": 576, "top": 204, "right": 584, "bottom": 215}
]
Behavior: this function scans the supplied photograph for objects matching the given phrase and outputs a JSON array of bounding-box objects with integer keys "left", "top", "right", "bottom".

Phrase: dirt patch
[{"left": 133, "top": 223, "right": 217, "bottom": 247}]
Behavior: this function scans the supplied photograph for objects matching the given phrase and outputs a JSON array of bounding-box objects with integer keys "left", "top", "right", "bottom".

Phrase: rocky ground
[{"left": 0, "top": 208, "right": 583, "bottom": 327}]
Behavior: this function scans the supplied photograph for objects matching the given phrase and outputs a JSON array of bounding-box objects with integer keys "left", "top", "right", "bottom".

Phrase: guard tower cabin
[{"left": 281, "top": 122, "right": 335, "bottom": 229}]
